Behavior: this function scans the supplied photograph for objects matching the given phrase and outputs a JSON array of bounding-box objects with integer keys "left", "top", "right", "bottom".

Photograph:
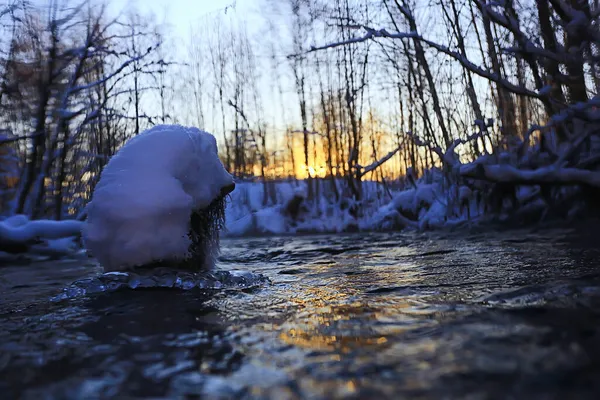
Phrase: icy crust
[
  {"left": 83, "top": 125, "right": 234, "bottom": 272},
  {"left": 50, "top": 269, "right": 269, "bottom": 301}
]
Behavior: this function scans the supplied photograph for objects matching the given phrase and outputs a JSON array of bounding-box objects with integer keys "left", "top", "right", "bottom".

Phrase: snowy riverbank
[
  {"left": 0, "top": 172, "right": 584, "bottom": 260},
  {"left": 223, "top": 172, "right": 545, "bottom": 237}
]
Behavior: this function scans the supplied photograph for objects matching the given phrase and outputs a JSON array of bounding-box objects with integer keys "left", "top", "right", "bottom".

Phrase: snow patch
[{"left": 0, "top": 216, "right": 82, "bottom": 242}]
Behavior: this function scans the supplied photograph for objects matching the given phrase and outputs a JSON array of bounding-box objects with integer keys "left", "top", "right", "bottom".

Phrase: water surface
[{"left": 2, "top": 227, "right": 600, "bottom": 399}]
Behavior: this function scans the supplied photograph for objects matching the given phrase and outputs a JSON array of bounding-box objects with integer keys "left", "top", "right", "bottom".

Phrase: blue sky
[
  {"left": 104, "top": 0, "right": 293, "bottom": 137},
  {"left": 108, "top": 0, "right": 253, "bottom": 39},
  {"left": 110, "top": 0, "right": 240, "bottom": 17}
]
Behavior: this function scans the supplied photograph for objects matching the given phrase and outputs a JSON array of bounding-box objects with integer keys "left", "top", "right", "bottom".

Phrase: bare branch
[
  {"left": 0, "top": 133, "right": 43, "bottom": 144},
  {"left": 310, "top": 25, "right": 542, "bottom": 99}
]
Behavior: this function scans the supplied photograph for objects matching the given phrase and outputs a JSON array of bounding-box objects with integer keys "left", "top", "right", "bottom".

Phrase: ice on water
[{"left": 51, "top": 269, "right": 269, "bottom": 301}]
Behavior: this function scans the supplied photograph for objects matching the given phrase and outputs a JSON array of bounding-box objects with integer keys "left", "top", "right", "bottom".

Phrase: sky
[
  {"left": 104, "top": 0, "right": 277, "bottom": 113},
  {"left": 104, "top": 0, "right": 297, "bottom": 157},
  {"left": 108, "top": 0, "right": 254, "bottom": 40}
]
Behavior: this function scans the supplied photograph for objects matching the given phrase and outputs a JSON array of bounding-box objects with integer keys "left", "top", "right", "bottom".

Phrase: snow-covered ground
[
  {"left": 226, "top": 179, "right": 375, "bottom": 236},
  {"left": 224, "top": 171, "right": 489, "bottom": 237}
]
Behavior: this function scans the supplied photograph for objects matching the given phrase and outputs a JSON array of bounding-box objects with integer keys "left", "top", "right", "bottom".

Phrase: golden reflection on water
[
  {"left": 278, "top": 328, "right": 389, "bottom": 353},
  {"left": 270, "top": 279, "right": 435, "bottom": 353},
  {"left": 254, "top": 255, "right": 433, "bottom": 355}
]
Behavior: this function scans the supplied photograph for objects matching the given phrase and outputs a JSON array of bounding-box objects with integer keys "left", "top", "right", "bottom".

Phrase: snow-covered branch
[
  {"left": 0, "top": 219, "right": 82, "bottom": 242},
  {"left": 461, "top": 163, "right": 600, "bottom": 188},
  {"left": 0, "top": 217, "right": 82, "bottom": 254},
  {"left": 406, "top": 132, "right": 444, "bottom": 160},
  {"left": 310, "top": 27, "right": 416, "bottom": 52},
  {"left": 357, "top": 144, "right": 403, "bottom": 177}
]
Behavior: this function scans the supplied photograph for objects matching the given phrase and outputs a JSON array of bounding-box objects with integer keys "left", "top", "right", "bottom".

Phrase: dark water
[{"left": 2, "top": 228, "right": 600, "bottom": 399}]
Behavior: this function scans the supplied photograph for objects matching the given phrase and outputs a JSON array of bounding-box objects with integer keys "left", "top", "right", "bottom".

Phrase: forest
[{"left": 0, "top": 0, "right": 598, "bottom": 231}]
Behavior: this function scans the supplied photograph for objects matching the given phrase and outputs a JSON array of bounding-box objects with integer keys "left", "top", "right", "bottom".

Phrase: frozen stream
[{"left": 2, "top": 227, "right": 600, "bottom": 399}]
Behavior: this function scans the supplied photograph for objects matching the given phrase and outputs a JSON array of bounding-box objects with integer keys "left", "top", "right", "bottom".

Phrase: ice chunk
[
  {"left": 83, "top": 125, "right": 235, "bottom": 272},
  {"left": 50, "top": 269, "right": 270, "bottom": 301}
]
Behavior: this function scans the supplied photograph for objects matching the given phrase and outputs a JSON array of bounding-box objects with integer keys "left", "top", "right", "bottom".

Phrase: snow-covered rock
[{"left": 83, "top": 125, "right": 235, "bottom": 272}]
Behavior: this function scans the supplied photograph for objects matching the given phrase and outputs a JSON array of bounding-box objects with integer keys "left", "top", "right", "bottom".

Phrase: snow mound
[{"left": 83, "top": 125, "right": 234, "bottom": 272}]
